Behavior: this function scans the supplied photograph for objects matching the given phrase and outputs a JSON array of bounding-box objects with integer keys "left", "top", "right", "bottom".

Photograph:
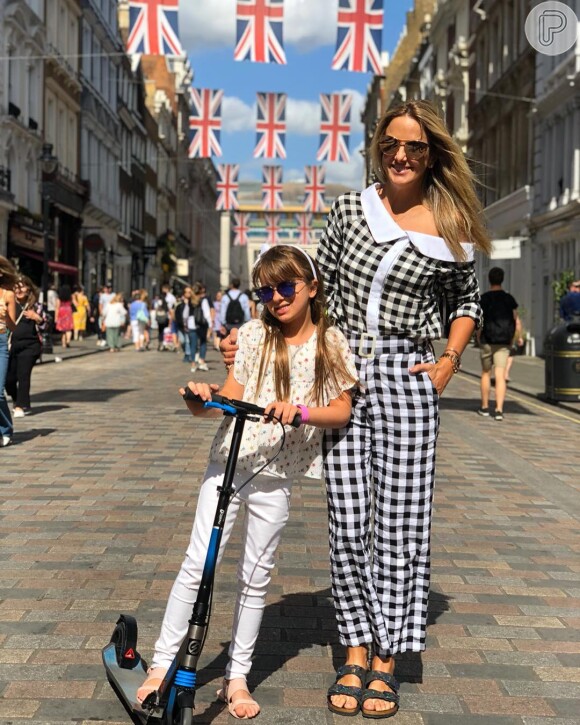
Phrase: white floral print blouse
[{"left": 210, "top": 319, "right": 357, "bottom": 479}]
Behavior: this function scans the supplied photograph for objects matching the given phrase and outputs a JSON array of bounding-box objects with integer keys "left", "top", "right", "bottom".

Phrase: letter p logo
[
  {"left": 525, "top": 1, "right": 578, "bottom": 56},
  {"left": 539, "top": 10, "right": 567, "bottom": 46}
]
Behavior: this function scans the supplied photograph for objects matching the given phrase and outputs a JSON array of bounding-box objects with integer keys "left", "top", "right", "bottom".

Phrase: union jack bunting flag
[
  {"left": 233, "top": 212, "right": 250, "bottom": 246},
  {"left": 265, "top": 213, "right": 280, "bottom": 245},
  {"left": 216, "top": 164, "right": 239, "bottom": 211},
  {"left": 234, "top": 0, "right": 287, "bottom": 64},
  {"left": 331, "top": 0, "right": 383, "bottom": 74},
  {"left": 316, "top": 93, "right": 352, "bottom": 163},
  {"left": 126, "top": 0, "right": 183, "bottom": 56},
  {"left": 262, "top": 165, "right": 283, "bottom": 210},
  {"left": 188, "top": 88, "right": 223, "bottom": 159},
  {"left": 303, "top": 165, "right": 326, "bottom": 212},
  {"left": 295, "top": 213, "right": 313, "bottom": 245},
  {"left": 254, "top": 92, "right": 286, "bottom": 159}
]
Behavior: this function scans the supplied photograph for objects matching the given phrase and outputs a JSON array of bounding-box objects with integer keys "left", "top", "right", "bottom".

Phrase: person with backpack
[
  {"left": 154, "top": 296, "right": 170, "bottom": 351},
  {"left": 191, "top": 283, "right": 212, "bottom": 371},
  {"left": 477, "top": 267, "right": 522, "bottom": 421},
  {"left": 219, "top": 278, "right": 251, "bottom": 335}
]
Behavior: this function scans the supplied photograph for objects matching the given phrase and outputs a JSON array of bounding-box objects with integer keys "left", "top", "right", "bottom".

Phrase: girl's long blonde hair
[
  {"left": 252, "top": 246, "right": 356, "bottom": 406},
  {"left": 369, "top": 100, "right": 491, "bottom": 260}
]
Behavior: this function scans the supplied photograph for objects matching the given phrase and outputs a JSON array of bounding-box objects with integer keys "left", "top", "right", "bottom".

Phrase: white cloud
[
  {"left": 180, "top": 0, "right": 336, "bottom": 52},
  {"left": 325, "top": 142, "right": 365, "bottom": 190},
  {"left": 221, "top": 96, "right": 254, "bottom": 133},
  {"left": 286, "top": 99, "right": 319, "bottom": 135}
]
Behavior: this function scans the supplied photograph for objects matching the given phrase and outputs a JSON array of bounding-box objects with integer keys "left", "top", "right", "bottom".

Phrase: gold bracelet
[
  {"left": 444, "top": 346, "right": 461, "bottom": 356},
  {"left": 438, "top": 351, "right": 461, "bottom": 373}
]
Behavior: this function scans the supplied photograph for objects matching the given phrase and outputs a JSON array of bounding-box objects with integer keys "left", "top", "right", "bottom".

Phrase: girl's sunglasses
[
  {"left": 379, "top": 135, "right": 429, "bottom": 160},
  {"left": 254, "top": 280, "right": 302, "bottom": 304}
]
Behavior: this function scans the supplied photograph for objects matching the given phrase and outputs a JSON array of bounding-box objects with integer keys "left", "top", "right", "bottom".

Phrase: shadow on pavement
[
  {"left": 32, "top": 388, "right": 136, "bottom": 403},
  {"left": 439, "top": 397, "right": 536, "bottom": 415},
  {"left": 12, "top": 428, "right": 57, "bottom": 444},
  {"left": 191, "top": 588, "right": 451, "bottom": 721},
  {"left": 25, "top": 404, "right": 70, "bottom": 415}
]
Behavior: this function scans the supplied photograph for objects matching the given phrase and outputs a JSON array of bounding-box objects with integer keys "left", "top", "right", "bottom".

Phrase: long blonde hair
[
  {"left": 0, "top": 256, "right": 18, "bottom": 288},
  {"left": 370, "top": 100, "right": 491, "bottom": 260},
  {"left": 252, "top": 246, "right": 356, "bottom": 406}
]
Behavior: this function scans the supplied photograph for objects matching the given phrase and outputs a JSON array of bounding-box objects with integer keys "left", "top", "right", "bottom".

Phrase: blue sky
[{"left": 181, "top": 0, "right": 414, "bottom": 188}]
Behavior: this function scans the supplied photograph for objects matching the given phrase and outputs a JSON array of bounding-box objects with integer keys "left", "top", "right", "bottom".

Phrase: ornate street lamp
[{"left": 40, "top": 143, "right": 59, "bottom": 355}]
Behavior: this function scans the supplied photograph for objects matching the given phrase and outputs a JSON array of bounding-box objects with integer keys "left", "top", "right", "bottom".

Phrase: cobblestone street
[{"left": 1, "top": 347, "right": 579, "bottom": 725}]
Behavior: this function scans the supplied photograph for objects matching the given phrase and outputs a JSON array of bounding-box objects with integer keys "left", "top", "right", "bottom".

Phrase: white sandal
[{"left": 216, "top": 677, "right": 261, "bottom": 719}]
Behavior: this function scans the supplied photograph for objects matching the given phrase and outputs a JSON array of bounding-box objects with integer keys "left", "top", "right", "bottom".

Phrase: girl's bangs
[{"left": 253, "top": 255, "right": 305, "bottom": 287}]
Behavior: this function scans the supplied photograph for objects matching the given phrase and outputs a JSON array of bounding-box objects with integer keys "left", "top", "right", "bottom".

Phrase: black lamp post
[{"left": 40, "top": 143, "right": 59, "bottom": 355}]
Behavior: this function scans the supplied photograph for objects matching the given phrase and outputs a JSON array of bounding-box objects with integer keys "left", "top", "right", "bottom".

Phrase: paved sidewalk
[
  {"left": 433, "top": 341, "right": 580, "bottom": 416},
  {"left": 0, "top": 348, "right": 578, "bottom": 724}
]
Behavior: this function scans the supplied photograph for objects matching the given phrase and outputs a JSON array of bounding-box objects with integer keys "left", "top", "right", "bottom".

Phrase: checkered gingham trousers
[{"left": 323, "top": 335, "right": 440, "bottom": 657}]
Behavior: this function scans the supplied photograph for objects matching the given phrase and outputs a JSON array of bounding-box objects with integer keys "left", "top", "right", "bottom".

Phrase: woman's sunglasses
[
  {"left": 379, "top": 136, "right": 429, "bottom": 160},
  {"left": 254, "top": 280, "right": 303, "bottom": 304}
]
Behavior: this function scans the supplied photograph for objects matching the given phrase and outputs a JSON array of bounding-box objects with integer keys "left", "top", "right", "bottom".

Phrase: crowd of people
[{"left": 0, "top": 256, "right": 260, "bottom": 446}]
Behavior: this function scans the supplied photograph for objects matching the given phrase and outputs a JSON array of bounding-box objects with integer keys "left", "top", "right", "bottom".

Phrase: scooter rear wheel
[{"left": 110, "top": 614, "right": 139, "bottom": 669}]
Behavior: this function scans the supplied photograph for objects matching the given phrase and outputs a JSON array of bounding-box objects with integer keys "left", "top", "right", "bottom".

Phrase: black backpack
[
  {"left": 224, "top": 292, "right": 245, "bottom": 326},
  {"left": 193, "top": 302, "right": 207, "bottom": 331},
  {"left": 155, "top": 301, "right": 169, "bottom": 325}
]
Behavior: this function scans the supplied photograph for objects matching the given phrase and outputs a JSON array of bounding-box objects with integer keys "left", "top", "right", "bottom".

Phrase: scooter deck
[{"left": 102, "top": 643, "right": 164, "bottom": 724}]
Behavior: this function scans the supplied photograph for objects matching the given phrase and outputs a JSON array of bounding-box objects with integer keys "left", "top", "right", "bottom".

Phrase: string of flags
[
  {"left": 126, "top": 0, "right": 381, "bottom": 220},
  {"left": 127, "top": 0, "right": 383, "bottom": 72}
]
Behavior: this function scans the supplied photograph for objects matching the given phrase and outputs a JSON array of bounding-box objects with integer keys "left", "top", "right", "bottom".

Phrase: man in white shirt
[{"left": 162, "top": 283, "right": 177, "bottom": 310}]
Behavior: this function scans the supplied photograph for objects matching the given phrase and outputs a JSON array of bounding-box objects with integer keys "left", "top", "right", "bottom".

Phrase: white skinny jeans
[{"left": 151, "top": 462, "right": 291, "bottom": 679}]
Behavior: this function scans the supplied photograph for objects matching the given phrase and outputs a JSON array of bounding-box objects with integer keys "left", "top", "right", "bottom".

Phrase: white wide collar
[{"left": 360, "top": 184, "right": 474, "bottom": 262}]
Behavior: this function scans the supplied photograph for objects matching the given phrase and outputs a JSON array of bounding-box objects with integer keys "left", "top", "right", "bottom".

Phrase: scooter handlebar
[{"left": 182, "top": 388, "right": 302, "bottom": 428}]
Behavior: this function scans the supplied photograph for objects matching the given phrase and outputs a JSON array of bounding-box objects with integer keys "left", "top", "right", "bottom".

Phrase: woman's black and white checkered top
[{"left": 316, "top": 184, "right": 482, "bottom": 341}]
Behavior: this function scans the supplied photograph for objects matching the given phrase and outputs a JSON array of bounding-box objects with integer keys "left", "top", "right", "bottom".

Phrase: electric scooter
[{"left": 102, "top": 391, "right": 300, "bottom": 724}]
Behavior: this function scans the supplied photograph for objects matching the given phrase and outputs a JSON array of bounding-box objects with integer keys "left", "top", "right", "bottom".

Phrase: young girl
[{"left": 137, "top": 245, "right": 357, "bottom": 719}]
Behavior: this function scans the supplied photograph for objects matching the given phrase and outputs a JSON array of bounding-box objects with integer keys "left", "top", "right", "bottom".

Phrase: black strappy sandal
[
  {"left": 361, "top": 670, "right": 400, "bottom": 719},
  {"left": 327, "top": 663, "right": 367, "bottom": 717}
]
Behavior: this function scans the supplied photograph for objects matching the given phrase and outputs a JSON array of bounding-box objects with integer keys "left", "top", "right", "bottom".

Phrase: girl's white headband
[{"left": 254, "top": 244, "right": 317, "bottom": 280}]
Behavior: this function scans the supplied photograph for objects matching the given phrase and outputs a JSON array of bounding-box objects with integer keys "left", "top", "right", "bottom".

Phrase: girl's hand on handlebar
[
  {"left": 263, "top": 401, "right": 300, "bottom": 426},
  {"left": 179, "top": 382, "right": 220, "bottom": 415}
]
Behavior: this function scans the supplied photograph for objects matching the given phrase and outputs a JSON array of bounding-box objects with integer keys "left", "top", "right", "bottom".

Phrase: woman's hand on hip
[{"left": 409, "top": 357, "right": 454, "bottom": 396}]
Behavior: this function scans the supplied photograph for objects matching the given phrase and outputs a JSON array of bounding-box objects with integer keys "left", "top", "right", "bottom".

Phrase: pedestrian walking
[
  {"left": 153, "top": 295, "right": 170, "bottom": 351},
  {"left": 212, "top": 289, "right": 224, "bottom": 350},
  {"left": 174, "top": 287, "right": 194, "bottom": 362},
  {"left": 129, "top": 290, "right": 150, "bottom": 352},
  {"left": 219, "top": 278, "right": 251, "bottom": 334},
  {"left": 5, "top": 276, "right": 49, "bottom": 416},
  {"left": 54, "top": 284, "right": 74, "bottom": 348},
  {"left": 98, "top": 284, "right": 114, "bottom": 348},
  {"left": 191, "top": 283, "right": 212, "bottom": 372},
  {"left": 0, "top": 256, "right": 17, "bottom": 447},
  {"left": 559, "top": 278, "right": 580, "bottom": 322},
  {"left": 477, "top": 266, "right": 522, "bottom": 421},
  {"left": 136, "top": 245, "right": 356, "bottom": 719},
  {"left": 72, "top": 285, "right": 89, "bottom": 340},
  {"left": 103, "top": 293, "right": 127, "bottom": 352}
]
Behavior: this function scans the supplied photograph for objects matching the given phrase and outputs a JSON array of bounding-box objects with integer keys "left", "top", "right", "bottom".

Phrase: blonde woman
[
  {"left": 315, "top": 100, "right": 491, "bottom": 718},
  {"left": 0, "top": 256, "right": 17, "bottom": 446}
]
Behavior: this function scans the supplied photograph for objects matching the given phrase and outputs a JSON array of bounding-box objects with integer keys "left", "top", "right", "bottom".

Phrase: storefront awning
[{"left": 16, "top": 248, "right": 79, "bottom": 276}]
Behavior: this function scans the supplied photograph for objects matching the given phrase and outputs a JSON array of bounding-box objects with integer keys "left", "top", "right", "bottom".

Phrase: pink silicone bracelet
[{"left": 296, "top": 404, "right": 310, "bottom": 425}]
